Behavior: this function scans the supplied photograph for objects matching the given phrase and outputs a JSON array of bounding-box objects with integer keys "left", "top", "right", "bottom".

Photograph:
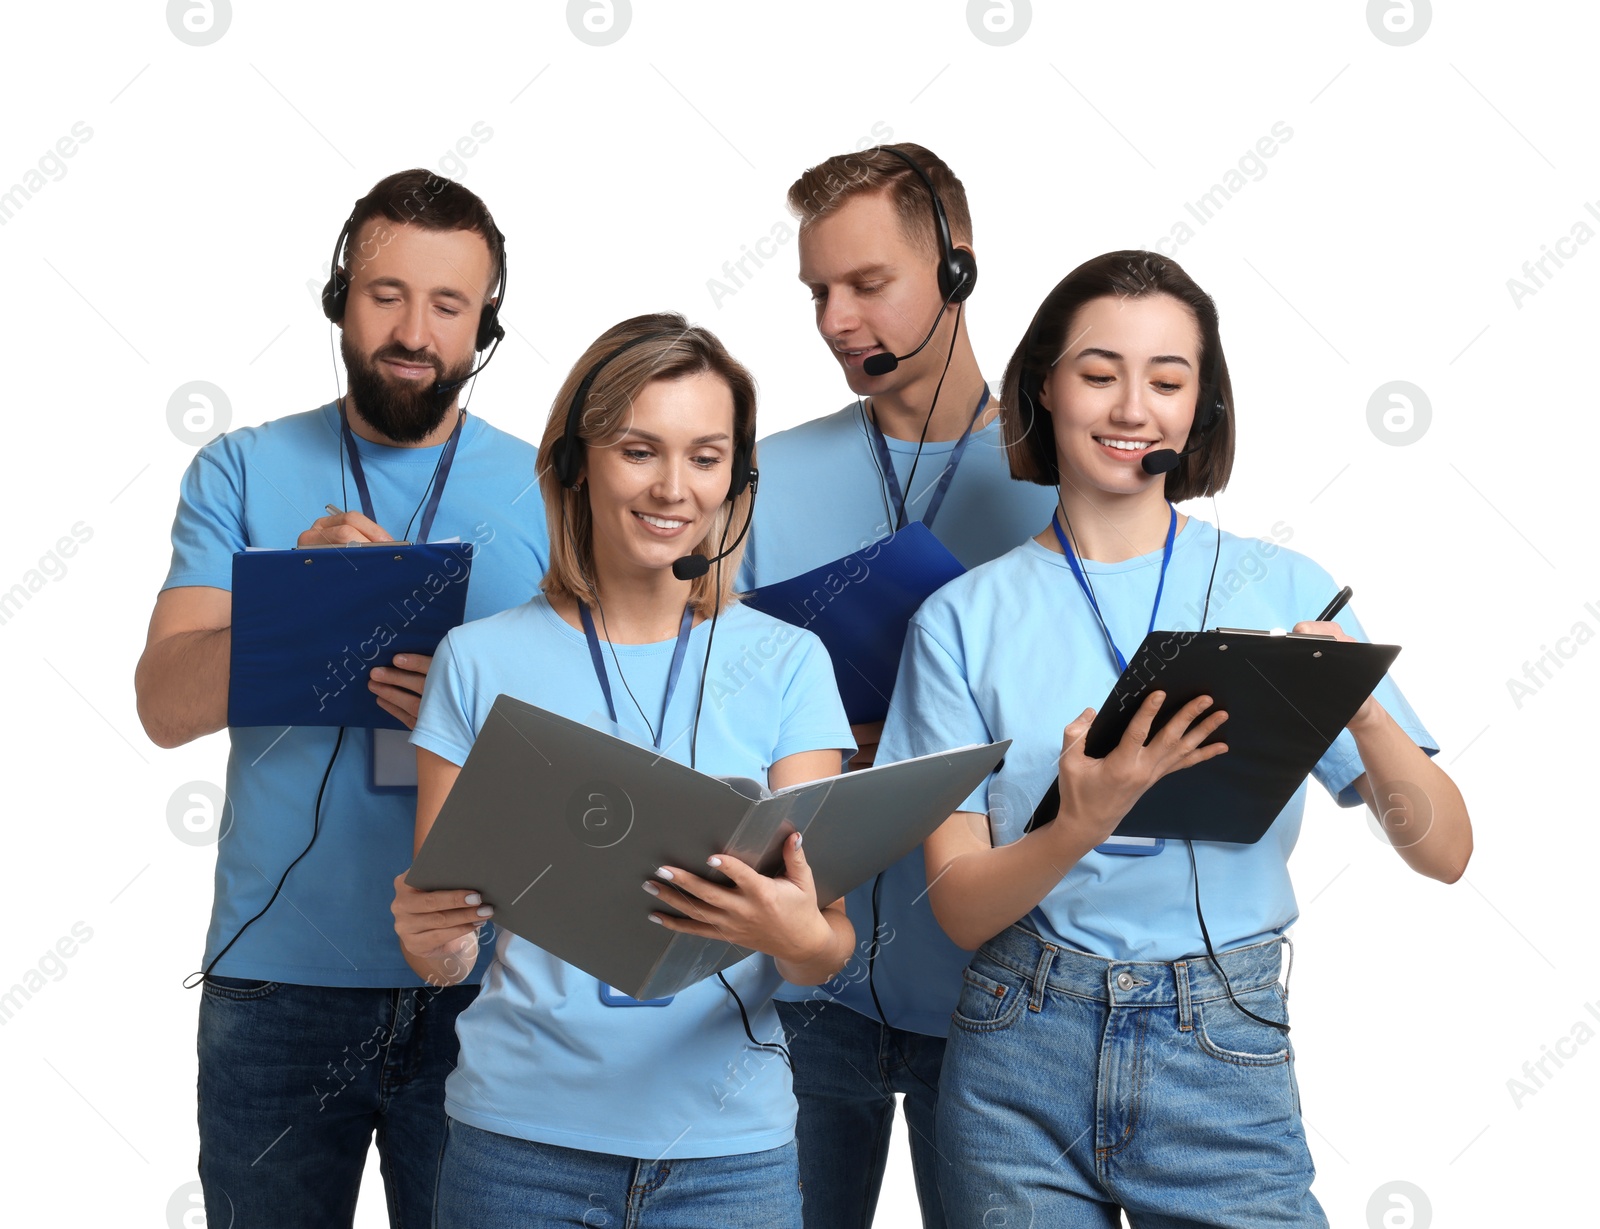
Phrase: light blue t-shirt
[
  {"left": 739, "top": 399, "right": 1058, "bottom": 589},
  {"left": 866, "top": 519, "right": 1437, "bottom": 1035},
  {"left": 162, "top": 402, "right": 549, "bottom": 987},
  {"left": 411, "top": 597, "right": 854, "bottom": 1159},
  {"left": 740, "top": 399, "right": 1058, "bottom": 1024}
]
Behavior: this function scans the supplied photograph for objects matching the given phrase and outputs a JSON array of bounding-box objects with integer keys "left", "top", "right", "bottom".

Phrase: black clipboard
[{"left": 1026, "top": 628, "right": 1400, "bottom": 844}]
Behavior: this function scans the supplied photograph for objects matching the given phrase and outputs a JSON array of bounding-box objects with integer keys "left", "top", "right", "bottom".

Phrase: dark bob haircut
[{"left": 999, "top": 250, "right": 1234, "bottom": 502}]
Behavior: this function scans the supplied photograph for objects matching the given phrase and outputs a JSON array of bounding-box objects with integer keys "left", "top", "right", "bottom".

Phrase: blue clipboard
[
  {"left": 228, "top": 541, "right": 473, "bottom": 729},
  {"left": 742, "top": 522, "right": 965, "bottom": 724}
]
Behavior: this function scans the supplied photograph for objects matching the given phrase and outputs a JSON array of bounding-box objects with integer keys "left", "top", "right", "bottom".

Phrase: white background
[{"left": 0, "top": 2, "right": 1592, "bottom": 1226}]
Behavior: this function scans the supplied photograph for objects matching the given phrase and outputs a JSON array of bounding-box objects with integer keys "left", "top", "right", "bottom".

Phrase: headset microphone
[
  {"left": 1139, "top": 441, "right": 1197, "bottom": 476},
  {"left": 861, "top": 276, "right": 967, "bottom": 377},
  {"left": 672, "top": 468, "right": 759, "bottom": 580},
  {"left": 1140, "top": 393, "right": 1225, "bottom": 475},
  {"left": 431, "top": 334, "right": 504, "bottom": 400}
]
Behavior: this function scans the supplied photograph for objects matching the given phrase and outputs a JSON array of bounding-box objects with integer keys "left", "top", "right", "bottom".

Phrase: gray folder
[{"left": 407, "top": 694, "right": 1008, "bottom": 1000}]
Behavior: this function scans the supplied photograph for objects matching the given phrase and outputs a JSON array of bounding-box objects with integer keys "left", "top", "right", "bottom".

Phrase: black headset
[
  {"left": 1194, "top": 347, "right": 1226, "bottom": 437},
  {"left": 320, "top": 197, "right": 508, "bottom": 353},
  {"left": 551, "top": 329, "right": 755, "bottom": 503},
  {"left": 878, "top": 145, "right": 977, "bottom": 305}
]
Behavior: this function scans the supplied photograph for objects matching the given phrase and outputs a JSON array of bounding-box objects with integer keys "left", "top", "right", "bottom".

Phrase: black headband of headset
[{"left": 877, "top": 145, "right": 976, "bottom": 305}]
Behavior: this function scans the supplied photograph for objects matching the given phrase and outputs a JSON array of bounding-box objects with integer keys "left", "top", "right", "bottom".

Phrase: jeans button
[{"left": 1116, "top": 971, "right": 1134, "bottom": 991}]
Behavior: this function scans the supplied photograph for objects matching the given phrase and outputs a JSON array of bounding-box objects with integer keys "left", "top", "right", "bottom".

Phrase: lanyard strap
[
  {"left": 1050, "top": 505, "right": 1178, "bottom": 674},
  {"left": 339, "top": 407, "right": 465, "bottom": 543},
  {"left": 867, "top": 387, "right": 991, "bottom": 532},
  {"left": 578, "top": 602, "right": 695, "bottom": 752}
]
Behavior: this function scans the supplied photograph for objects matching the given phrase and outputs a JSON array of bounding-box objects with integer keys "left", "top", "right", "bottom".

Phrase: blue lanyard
[
  {"left": 866, "top": 387, "right": 990, "bottom": 532},
  {"left": 339, "top": 407, "right": 465, "bottom": 544},
  {"left": 578, "top": 603, "right": 694, "bottom": 752},
  {"left": 1050, "top": 504, "right": 1178, "bottom": 674}
]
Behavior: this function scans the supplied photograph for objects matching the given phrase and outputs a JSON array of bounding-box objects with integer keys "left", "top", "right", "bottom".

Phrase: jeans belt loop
[
  {"left": 1029, "top": 943, "right": 1057, "bottom": 1013},
  {"left": 1281, "top": 934, "right": 1295, "bottom": 1001},
  {"left": 1174, "top": 959, "right": 1193, "bottom": 1032}
]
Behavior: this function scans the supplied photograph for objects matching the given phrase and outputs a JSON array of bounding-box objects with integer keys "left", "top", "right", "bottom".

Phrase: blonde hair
[{"left": 536, "top": 313, "right": 757, "bottom": 618}]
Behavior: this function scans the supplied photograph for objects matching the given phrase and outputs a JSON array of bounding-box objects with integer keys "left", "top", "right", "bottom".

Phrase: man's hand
[
  {"left": 371, "top": 654, "right": 432, "bottom": 730},
  {"left": 297, "top": 510, "right": 395, "bottom": 548}
]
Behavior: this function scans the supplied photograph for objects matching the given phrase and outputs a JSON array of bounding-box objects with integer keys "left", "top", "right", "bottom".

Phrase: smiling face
[
  {"left": 580, "top": 371, "right": 738, "bottom": 583},
  {"left": 337, "top": 219, "right": 496, "bottom": 442},
  {"left": 797, "top": 188, "right": 960, "bottom": 397},
  {"left": 1037, "top": 292, "right": 1204, "bottom": 498}
]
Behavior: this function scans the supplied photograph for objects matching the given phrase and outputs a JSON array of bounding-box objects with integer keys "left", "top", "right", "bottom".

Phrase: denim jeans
[
  {"left": 196, "top": 976, "right": 477, "bottom": 1229},
  {"left": 435, "top": 1118, "right": 803, "bottom": 1227},
  {"left": 936, "top": 927, "right": 1326, "bottom": 1228},
  {"left": 776, "top": 998, "right": 948, "bottom": 1229}
]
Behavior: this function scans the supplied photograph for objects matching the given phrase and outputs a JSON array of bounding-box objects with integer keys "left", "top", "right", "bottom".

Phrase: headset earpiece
[
  {"left": 727, "top": 443, "right": 755, "bottom": 502},
  {"left": 880, "top": 145, "right": 978, "bottom": 306},
  {"left": 476, "top": 300, "right": 505, "bottom": 352},
  {"left": 944, "top": 247, "right": 978, "bottom": 305},
  {"left": 321, "top": 214, "right": 355, "bottom": 324},
  {"left": 474, "top": 223, "right": 508, "bottom": 352}
]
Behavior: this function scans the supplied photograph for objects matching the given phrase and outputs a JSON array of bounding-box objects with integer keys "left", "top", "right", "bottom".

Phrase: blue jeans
[
  {"left": 197, "top": 976, "right": 477, "bottom": 1228},
  {"left": 776, "top": 998, "right": 948, "bottom": 1229},
  {"left": 435, "top": 1118, "right": 803, "bottom": 1227},
  {"left": 936, "top": 927, "right": 1327, "bottom": 1228}
]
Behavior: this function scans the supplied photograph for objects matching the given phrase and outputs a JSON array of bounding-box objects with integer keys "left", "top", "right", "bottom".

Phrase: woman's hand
[
  {"left": 646, "top": 832, "right": 837, "bottom": 974},
  {"left": 1048, "top": 691, "right": 1229, "bottom": 855},
  {"left": 392, "top": 872, "right": 493, "bottom": 984},
  {"left": 1292, "top": 620, "right": 1383, "bottom": 730}
]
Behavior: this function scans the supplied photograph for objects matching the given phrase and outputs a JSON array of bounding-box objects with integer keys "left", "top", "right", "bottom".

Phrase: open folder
[
  {"left": 228, "top": 541, "right": 473, "bottom": 730},
  {"left": 743, "top": 521, "right": 966, "bottom": 725},
  {"left": 1026, "top": 628, "right": 1402, "bottom": 844},
  {"left": 407, "top": 694, "right": 1008, "bottom": 1001}
]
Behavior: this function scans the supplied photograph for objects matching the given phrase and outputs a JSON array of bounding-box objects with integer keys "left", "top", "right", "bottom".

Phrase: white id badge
[{"left": 370, "top": 728, "right": 419, "bottom": 792}]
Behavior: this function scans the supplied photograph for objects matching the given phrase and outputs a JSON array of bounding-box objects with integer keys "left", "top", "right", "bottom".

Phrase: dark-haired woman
[
  {"left": 392, "top": 314, "right": 855, "bottom": 1226},
  {"left": 876, "top": 253, "right": 1471, "bottom": 1225}
]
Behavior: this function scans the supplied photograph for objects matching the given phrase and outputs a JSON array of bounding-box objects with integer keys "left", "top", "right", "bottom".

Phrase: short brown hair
[
  {"left": 341, "top": 168, "right": 503, "bottom": 294},
  {"left": 787, "top": 142, "right": 972, "bottom": 255},
  {"left": 537, "top": 313, "right": 757, "bottom": 618},
  {"left": 1000, "top": 251, "right": 1235, "bottom": 502}
]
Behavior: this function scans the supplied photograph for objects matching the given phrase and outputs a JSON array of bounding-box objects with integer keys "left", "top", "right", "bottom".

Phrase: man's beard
[{"left": 340, "top": 333, "right": 473, "bottom": 444}]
